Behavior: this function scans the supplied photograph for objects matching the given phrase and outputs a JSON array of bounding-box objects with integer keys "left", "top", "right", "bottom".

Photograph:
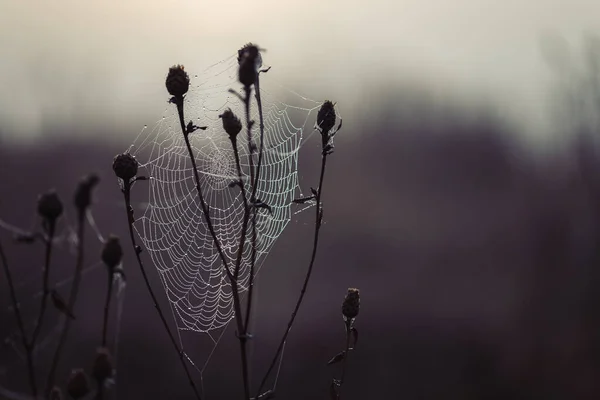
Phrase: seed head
[
  {"left": 219, "top": 108, "right": 242, "bottom": 140},
  {"left": 49, "top": 386, "right": 63, "bottom": 400},
  {"left": 239, "top": 58, "right": 257, "bottom": 87},
  {"left": 237, "top": 43, "right": 262, "bottom": 87},
  {"left": 238, "top": 43, "right": 263, "bottom": 70},
  {"left": 37, "top": 190, "right": 63, "bottom": 222},
  {"left": 317, "top": 100, "right": 336, "bottom": 136},
  {"left": 166, "top": 64, "right": 189, "bottom": 98},
  {"left": 74, "top": 174, "right": 100, "bottom": 213},
  {"left": 342, "top": 288, "right": 360, "bottom": 320},
  {"left": 101, "top": 235, "right": 122, "bottom": 271},
  {"left": 112, "top": 153, "right": 138, "bottom": 182},
  {"left": 66, "top": 369, "right": 90, "bottom": 400},
  {"left": 92, "top": 347, "right": 113, "bottom": 382}
]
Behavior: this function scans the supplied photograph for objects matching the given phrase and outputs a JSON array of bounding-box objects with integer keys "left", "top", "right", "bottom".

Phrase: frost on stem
[
  {"left": 112, "top": 153, "right": 139, "bottom": 183},
  {"left": 166, "top": 64, "right": 190, "bottom": 98}
]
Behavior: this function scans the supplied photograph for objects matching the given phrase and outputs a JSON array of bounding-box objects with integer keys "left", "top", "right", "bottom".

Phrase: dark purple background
[{"left": 2, "top": 91, "right": 600, "bottom": 400}]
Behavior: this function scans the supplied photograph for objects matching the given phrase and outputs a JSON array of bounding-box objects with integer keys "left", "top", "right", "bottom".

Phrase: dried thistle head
[
  {"left": 342, "top": 288, "right": 360, "bottom": 320},
  {"left": 165, "top": 64, "right": 189, "bottom": 98},
  {"left": 37, "top": 190, "right": 63, "bottom": 222},
  {"left": 66, "top": 368, "right": 90, "bottom": 399},
  {"left": 237, "top": 43, "right": 262, "bottom": 87},
  {"left": 49, "top": 386, "right": 63, "bottom": 400},
  {"left": 112, "top": 152, "right": 138, "bottom": 183},
  {"left": 317, "top": 100, "right": 336, "bottom": 136},
  {"left": 237, "top": 43, "right": 263, "bottom": 69},
  {"left": 219, "top": 108, "right": 242, "bottom": 140},
  {"left": 101, "top": 235, "right": 122, "bottom": 271},
  {"left": 92, "top": 347, "right": 113, "bottom": 382},
  {"left": 74, "top": 174, "right": 100, "bottom": 213}
]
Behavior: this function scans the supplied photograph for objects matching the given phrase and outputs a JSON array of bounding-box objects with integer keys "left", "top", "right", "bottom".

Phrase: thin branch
[
  {"left": 120, "top": 182, "right": 202, "bottom": 400},
  {"left": 244, "top": 73, "right": 266, "bottom": 333},
  {"left": 46, "top": 209, "right": 86, "bottom": 395},
  {"left": 174, "top": 94, "right": 250, "bottom": 399},
  {"left": 30, "top": 221, "right": 56, "bottom": 348},
  {"left": 256, "top": 153, "right": 329, "bottom": 397},
  {"left": 101, "top": 273, "right": 113, "bottom": 347},
  {"left": 0, "top": 238, "right": 38, "bottom": 397},
  {"left": 337, "top": 320, "right": 353, "bottom": 399}
]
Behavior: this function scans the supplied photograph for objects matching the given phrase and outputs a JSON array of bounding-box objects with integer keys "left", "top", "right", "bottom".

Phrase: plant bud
[
  {"left": 238, "top": 57, "right": 257, "bottom": 87},
  {"left": 92, "top": 347, "right": 113, "bottom": 382},
  {"left": 237, "top": 43, "right": 263, "bottom": 70},
  {"left": 166, "top": 64, "right": 189, "bottom": 98},
  {"left": 112, "top": 153, "right": 138, "bottom": 182},
  {"left": 49, "top": 386, "right": 63, "bottom": 400},
  {"left": 74, "top": 174, "right": 99, "bottom": 213},
  {"left": 37, "top": 191, "right": 63, "bottom": 222},
  {"left": 101, "top": 235, "right": 122, "bottom": 270},
  {"left": 317, "top": 100, "right": 336, "bottom": 136},
  {"left": 341, "top": 288, "right": 360, "bottom": 320},
  {"left": 219, "top": 108, "right": 242, "bottom": 139},
  {"left": 66, "top": 369, "right": 90, "bottom": 400}
]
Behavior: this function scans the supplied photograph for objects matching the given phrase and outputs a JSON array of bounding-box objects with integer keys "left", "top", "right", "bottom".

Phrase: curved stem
[
  {"left": 46, "top": 211, "right": 86, "bottom": 396},
  {"left": 256, "top": 153, "right": 329, "bottom": 397},
  {"left": 30, "top": 221, "right": 56, "bottom": 349},
  {"left": 244, "top": 74, "right": 265, "bottom": 334},
  {"left": 175, "top": 93, "right": 250, "bottom": 399},
  {"left": 101, "top": 273, "right": 113, "bottom": 347},
  {"left": 120, "top": 182, "right": 202, "bottom": 400},
  {"left": 337, "top": 320, "right": 352, "bottom": 399},
  {"left": 0, "top": 239, "right": 38, "bottom": 397}
]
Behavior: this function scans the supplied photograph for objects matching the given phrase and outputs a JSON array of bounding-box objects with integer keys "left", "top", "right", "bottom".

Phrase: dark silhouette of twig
[
  {"left": 256, "top": 101, "right": 340, "bottom": 398},
  {"left": 30, "top": 220, "right": 56, "bottom": 350},
  {"left": 45, "top": 207, "right": 85, "bottom": 395},
  {"left": 101, "top": 273, "right": 113, "bottom": 347},
  {"left": 244, "top": 66, "right": 268, "bottom": 335},
  {"left": 168, "top": 62, "right": 251, "bottom": 399},
  {"left": 336, "top": 320, "right": 353, "bottom": 399},
  {"left": 46, "top": 174, "right": 99, "bottom": 396},
  {"left": 0, "top": 238, "right": 38, "bottom": 397},
  {"left": 255, "top": 153, "right": 328, "bottom": 397}
]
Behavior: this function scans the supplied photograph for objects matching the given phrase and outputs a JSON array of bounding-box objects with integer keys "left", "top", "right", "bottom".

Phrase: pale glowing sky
[{"left": 0, "top": 0, "right": 599, "bottom": 143}]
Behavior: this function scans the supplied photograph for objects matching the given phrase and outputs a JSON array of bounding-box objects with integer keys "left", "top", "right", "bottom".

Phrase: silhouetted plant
[{"left": 328, "top": 288, "right": 360, "bottom": 400}]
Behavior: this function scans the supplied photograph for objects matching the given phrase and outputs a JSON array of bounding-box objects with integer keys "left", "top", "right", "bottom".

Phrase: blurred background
[{"left": 2, "top": 0, "right": 600, "bottom": 399}]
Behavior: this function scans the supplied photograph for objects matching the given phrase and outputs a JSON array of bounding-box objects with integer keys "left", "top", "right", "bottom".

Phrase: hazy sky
[{"left": 1, "top": 0, "right": 599, "bottom": 143}]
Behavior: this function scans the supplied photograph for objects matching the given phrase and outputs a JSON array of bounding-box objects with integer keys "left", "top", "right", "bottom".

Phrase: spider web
[
  {"left": 125, "top": 53, "right": 337, "bottom": 389},
  {"left": 0, "top": 211, "right": 126, "bottom": 400}
]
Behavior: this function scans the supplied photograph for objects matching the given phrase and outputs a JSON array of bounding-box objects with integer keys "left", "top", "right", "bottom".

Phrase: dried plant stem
[
  {"left": 244, "top": 74, "right": 266, "bottom": 334},
  {"left": 174, "top": 96, "right": 250, "bottom": 400},
  {"left": 0, "top": 239, "right": 38, "bottom": 397},
  {"left": 46, "top": 211, "right": 86, "bottom": 395},
  {"left": 120, "top": 182, "right": 202, "bottom": 400},
  {"left": 337, "top": 321, "right": 353, "bottom": 399},
  {"left": 30, "top": 222, "right": 56, "bottom": 348},
  {"left": 256, "top": 153, "right": 329, "bottom": 397},
  {"left": 101, "top": 273, "right": 113, "bottom": 347}
]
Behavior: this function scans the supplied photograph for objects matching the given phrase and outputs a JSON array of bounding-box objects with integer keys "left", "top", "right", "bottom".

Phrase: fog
[{"left": 1, "top": 0, "right": 599, "bottom": 144}]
